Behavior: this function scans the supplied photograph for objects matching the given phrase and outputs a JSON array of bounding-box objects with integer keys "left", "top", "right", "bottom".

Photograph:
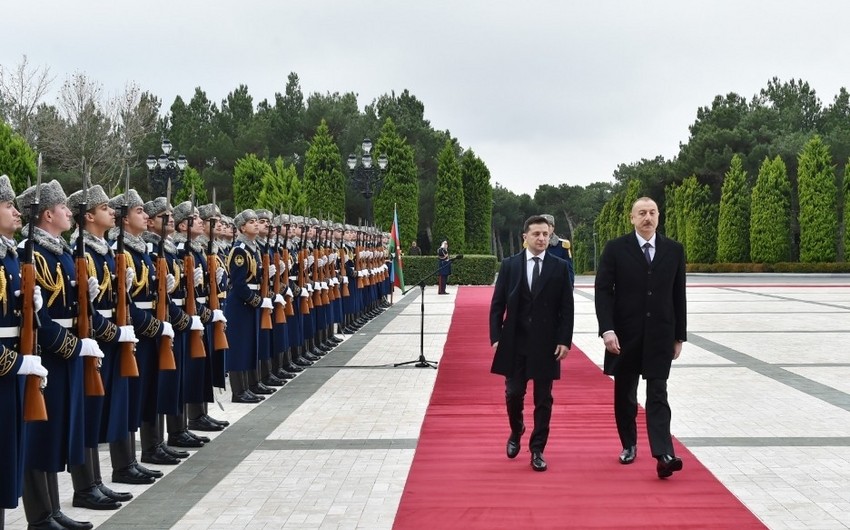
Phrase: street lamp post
[
  {"left": 347, "top": 138, "right": 387, "bottom": 225},
  {"left": 146, "top": 138, "right": 188, "bottom": 198},
  {"left": 593, "top": 231, "right": 598, "bottom": 273}
]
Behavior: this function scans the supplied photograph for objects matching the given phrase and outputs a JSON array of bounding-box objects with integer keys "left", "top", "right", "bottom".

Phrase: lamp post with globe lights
[
  {"left": 146, "top": 138, "right": 188, "bottom": 198},
  {"left": 347, "top": 138, "right": 387, "bottom": 225}
]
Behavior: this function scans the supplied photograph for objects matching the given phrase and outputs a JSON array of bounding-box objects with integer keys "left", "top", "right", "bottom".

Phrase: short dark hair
[{"left": 523, "top": 215, "right": 551, "bottom": 233}]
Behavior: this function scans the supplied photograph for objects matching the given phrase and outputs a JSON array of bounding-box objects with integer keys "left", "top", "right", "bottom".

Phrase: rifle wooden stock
[
  {"left": 272, "top": 249, "right": 286, "bottom": 324},
  {"left": 207, "top": 252, "right": 229, "bottom": 350},
  {"left": 311, "top": 248, "right": 323, "bottom": 307},
  {"left": 21, "top": 262, "right": 47, "bottom": 422},
  {"left": 155, "top": 256, "right": 177, "bottom": 370},
  {"left": 319, "top": 248, "right": 330, "bottom": 305},
  {"left": 356, "top": 245, "right": 365, "bottom": 288},
  {"left": 184, "top": 253, "right": 207, "bottom": 358},
  {"left": 282, "top": 248, "right": 295, "bottom": 316},
  {"left": 115, "top": 252, "right": 139, "bottom": 377},
  {"left": 299, "top": 249, "right": 310, "bottom": 315},
  {"left": 78, "top": 256, "right": 105, "bottom": 397},
  {"left": 260, "top": 252, "right": 273, "bottom": 329}
]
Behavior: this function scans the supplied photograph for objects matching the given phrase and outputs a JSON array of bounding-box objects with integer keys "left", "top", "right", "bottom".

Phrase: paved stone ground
[{"left": 5, "top": 275, "right": 850, "bottom": 529}]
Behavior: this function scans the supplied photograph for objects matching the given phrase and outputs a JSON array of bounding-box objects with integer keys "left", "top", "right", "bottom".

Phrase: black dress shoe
[
  {"left": 232, "top": 392, "right": 261, "bottom": 404},
  {"left": 244, "top": 389, "right": 266, "bottom": 401},
  {"left": 249, "top": 383, "right": 275, "bottom": 395},
  {"left": 27, "top": 516, "right": 65, "bottom": 530},
  {"left": 160, "top": 444, "right": 190, "bottom": 459},
  {"left": 285, "top": 363, "right": 304, "bottom": 372},
  {"left": 531, "top": 451, "right": 547, "bottom": 472},
  {"left": 72, "top": 486, "right": 122, "bottom": 510},
  {"left": 276, "top": 369, "right": 296, "bottom": 379},
  {"left": 96, "top": 481, "right": 133, "bottom": 502},
  {"left": 293, "top": 357, "right": 312, "bottom": 367},
  {"left": 187, "top": 431, "right": 211, "bottom": 443},
  {"left": 141, "top": 446, "right": 181, "bottom": 465},
  {"left": 506, "top": 426, "right": 525, "bottom": 459},
  {"left": 205, "top": 414, "right": 229, "bottom": 427},
  {"left": 304, "top": 351, "right": 321, "bottom": 361},
  {"left": 52, "top": 511, "right": 93, "bottom": 530},
  {"left": 262, "top": 374, "right": 286, "bottom": 387},
  {"left": 656, "top": 454, "right": 683, "bottom": 478},
  {"left": 619, "top": 445, "right": 637, "bottom": 465},
  {"left": 329, "top": 336, "right": 343, "bottom": 343},
  {"left": 168, "top": 431, "right": 205, "bottom": 448},
  {"left": 188, "top": 415, "right": 225, "bottom": 432},
  {"left": 112, "top": 464, "right": 155, "bottom": 485},
  {"left": 133, "top": 462, "right": 163, "bottom": 478}
]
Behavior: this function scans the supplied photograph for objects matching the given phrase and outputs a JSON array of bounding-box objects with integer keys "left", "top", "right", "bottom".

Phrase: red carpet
[{"left": 393, "top": 286, "right": 765, "bottom": 529}]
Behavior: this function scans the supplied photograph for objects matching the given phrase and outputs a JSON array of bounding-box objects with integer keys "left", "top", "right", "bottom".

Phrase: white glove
[
  {"left": 193, "top": 266, "right": 203, "bottom": 287},
  {"left": 285, "top": 287, "right": 293, "bottom": 298},
  {"left": 279, "top": 260, "right": 286, "bottom": 272},
  {"left": 166, "top": 274, "right": 176, "bottom": 293},
  {"left": 342, "top": 276, "right": 349, "bottom": 284},
  {"left": 307, "top": 255, "right": 314, "bottom": 267},
  {"left": 87, "top": 276, "right": 100, "bottom": 300},
  {"left": 321, "top": 282, "right": 328, "bottom": 290},
  {"left": 274, "top": 294, "right": 285, "bottom": 305},
  {"left": 314, "top": 281, "right": 321, "bottom": 290},
  {"left": 215, "top": 267, "right": 225, "bottom": 285},
  {"left": 125, "top": 267, "right": 135, "bottom": 292},
  {"left": 18, "top": 355, "right": 48, "bottom": 377},
  {"left": 306, "top": 283, "right": 314, "bottom": 293},
  {"left": 118, "top": 325, "right": 138, "bottom": 343},
  {"left": 268, "top": 264, "right": 277, "bottom": 277},
  {"left": 260, "top": 297, "right": 273, "bottom": 309},
  {"left": 79, "top": 338, "right": 105, "bottom": 358},
  {"left": 300, "top": 289, "right": 309, "bottom": 298},
  {"left": 212, "top": 309, "right": 227, "bottom": 323},
  {"left": 34, "top": 286, "right": 43, "bottom": 312},
  {"left": 190, "top": 315, "right": 204, "bottom": 331},
  {"left": 160, "top": 321, "right": 175, "bottom": 338}
]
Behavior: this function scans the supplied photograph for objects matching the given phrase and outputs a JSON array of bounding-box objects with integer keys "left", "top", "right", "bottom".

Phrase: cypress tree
[
  {"left": 433, "top": 140, "right": 465, "bottom": 252},
  {"left": 461, "top": 150, "right": 493, "bottom": 254},
  {"left": 174, "top": 166, "right": 208, "bottom": 204},
  {"left": 664, "top": 183, "right": 677, "bottom": 240},
  {"left": 674, "top": 185, "right": 688, "bottom": 255},
  {"left": 373, "top": 118, "right": 419, "bottom": 245},
  {"left": 303, "top": 120, "right": 345, "bottom": 220},
  {"left": 797, "top": 135, "right": 837, "bottom": 262},
  {"left": 844, "top": 160, "right": 850, "bottom": 261},
  {"left": 0, "top": 122, "right": 37, "bottom": 193},
  {"left": 621, "top": 179, "right": 643, "bottom": 235},
  {"left": 751, "top": 156, "right": 792, "bottom": 263},
  {"left": 717, "top": 154, "right": 751, "bottom": 262},
  {"left": 233, "top": 153, "right": 271, "bottom": 211},
  {"left": 257, "top": 157, "right": 288, "bottom": 212}
]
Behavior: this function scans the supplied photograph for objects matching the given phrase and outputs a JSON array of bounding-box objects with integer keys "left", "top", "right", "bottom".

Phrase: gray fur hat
[
  {"left": 198, "top": 203, "right": 221, "bottom": 220},
  {"left": 234, "top": 209, "right": 258, "bottom": 229},
  {"left": 16, "top": 180, "right": 67, "bottom": 215},
  {"left": 541, "top": 214, "right": 555, "bottom": 226},
  {"left": 308, "top": 217, "right": 319, "bottom": 226},
  {"left": 290, "top": 215, "right": 304, "bottom": 224},
  {"left": 333, "top": 222, "right": 344, "bottom": 231},
  {"left": 108, "top": 189, "right": 144, "bottom": 211},
  {"left": 67, "top": 184, "right": 110, "bottom": 212},
  {"left": 219, "top": 215, "right": 233, "bottom": 226},
  {"left": 144, "top": 197, "right": 172, "bottom": 218},
  {"left": 172, "top": 201, "right": 198, "bottom": 225},
  {"left": 0, "top": 175, "right": 16, "bottom": 203},
  {"left": 255, "top": 208, "right": 272, "bottom": 221}
]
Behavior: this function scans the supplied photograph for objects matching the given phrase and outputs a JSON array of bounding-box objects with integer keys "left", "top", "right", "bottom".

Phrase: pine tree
[
  {"left": 797, "top": 135, "right": 837, "bottom": 262},
  {"left": 0, "top": 122, "right": 37, "bottom": 193},
  {"left": 461, "top": 150, "right": 492, "bottom": 254},
  {"left": 751, "top": 156, "right": 792, "bottom": 263},
  {"left": 844, "top": 160, "right": 850, "bottom": 261},
  {"left": 174, "top": 166, "right": 208, "bottom": 204},
  {"left": 373, "top": 118, "right": 419, "bottom": 245},
  {"left": 664, "top": 184, "right": 677, "bottom": 240},
  {"left": 716, "top": 154, "right": 751, "bottom": 262},
  {"left": 621, "top": 179, "right": 643, "bottom": 235},
  {"left": 433, "top": 140, "right": 465, "bottom": 252},
  {"left": 303, "top": 120, "right": 345, "bottom": 220},
  {"left": 233, "top": 153, "right": 272, "bottom": 211},
  {"left": 282, "top": 162, "right": 308, "bottom": 214},
  {"left": 256, "top": 157, "right": 288, "bottom": 212}
]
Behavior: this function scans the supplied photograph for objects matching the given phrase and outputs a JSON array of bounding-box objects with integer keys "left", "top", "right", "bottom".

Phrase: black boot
[
  {"left": 48, "top": 472, "right": 94, "bottom": 528},
  {"left": 248, "top": 367, "right": 276, "bottom": 395},
  {"left": 70, "top": 450, "right": 122, "bottom": 510},
  {"left": 23, "top": 470, "right": 57, "bottom": 529},
  {"left": 231, "top": 371, "right": 261, "bottom": 403}
]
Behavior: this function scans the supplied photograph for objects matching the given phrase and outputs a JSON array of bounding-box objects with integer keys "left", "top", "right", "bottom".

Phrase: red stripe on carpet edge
[{"left": 393, "top": 286, "right": 766, "bottom": 530}]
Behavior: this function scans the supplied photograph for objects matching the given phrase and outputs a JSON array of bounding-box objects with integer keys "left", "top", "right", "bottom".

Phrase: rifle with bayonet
[
  {"left": 299, "top": 217, "right": 311, "bottom": 315},
  {"left": 281, "top": 223, "right": 295, "bottom": 317},
  {"left": 155, "top": 180, "right": 176, "bottom": 370},
  {"left": 206, "top": 207, "right": 228, "bottom": 351},
  {"left": 116, "top": 167, "right": 139, "bottom": 377},
  {"left": 22, "top": 154, "right": 48, "bottom": 422},
  {"left": 185, "top": 187, "right": 207, "bottom": 358},
  {"left": 77, "top": 168, "right": 105, "bottom": 396},
  {"left": 272, "top": 222, "right": 286, "bottom": 324}
]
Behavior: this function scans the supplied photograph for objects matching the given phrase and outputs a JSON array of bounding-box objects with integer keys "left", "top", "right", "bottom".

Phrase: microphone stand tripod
[{"left": 394, "top": 255, "right": 461, "bottom": 369}]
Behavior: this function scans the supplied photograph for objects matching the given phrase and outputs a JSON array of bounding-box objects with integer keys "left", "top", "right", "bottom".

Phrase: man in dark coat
[
  {"left": 594, "top": 196, "right": 687, "bottom": 479},
  {"left": 490, "top": 215, "right": 574, "bottom": 472}
]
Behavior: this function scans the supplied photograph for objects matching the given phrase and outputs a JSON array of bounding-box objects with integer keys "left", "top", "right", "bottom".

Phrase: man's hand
[
  {"left": 492, "top": 341, "right": 499, "bottom": 351},
  {"left": 554, "top": 344, "right": 569, "bottom": 361},
  {"left": 603, "top": 331, "right": 621, "bottom": 354},
  {"left": 673, "top": 341, "right": 683, "bottom": 360}
]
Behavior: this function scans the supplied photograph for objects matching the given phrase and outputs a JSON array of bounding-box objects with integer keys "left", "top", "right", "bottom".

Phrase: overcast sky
[{"left": 4, "top": 1, "right": 850, "bottom": 195}]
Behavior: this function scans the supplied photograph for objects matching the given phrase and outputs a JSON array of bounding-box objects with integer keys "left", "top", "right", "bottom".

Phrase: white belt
[
  {"left": 172, "top": 299, "right": 184, "bottom": 307},
  {"left": 53, "top": 318, "right": 74, "bottom": 328},
  {"left": 247, "top": 284, "right": 259, "bottom": 290},
  {"left": 197, "top": 297, "right": 207, "bottom": 304},
  {"left": 0, "top": 327, "right": 18, "bottom": 338},
  {"left": 97, "top": 309, "right": 113, "bottom": 318},
  {"left": 135, "top": 301, "right": 154, "bottom": 310}
]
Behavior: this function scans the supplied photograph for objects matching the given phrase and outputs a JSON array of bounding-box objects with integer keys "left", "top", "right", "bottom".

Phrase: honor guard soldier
[
  {"left": 541, "top": 214, "right": 575, "bottom": 288},
  {"left": 264, "top": 214, "right": 291, "bottom": 387},
  {"left": 18, "top": 180, "right": 105, "bottom": 530},
  {"left": 67, "top": 185, "right": 140, "bottom": 510},
  {"left": 251, "top": 209, "right": 278, "bottom": 395},
  {"left": 283, "top": 216, "right": 310, "bottom": 371},
  {"left": 225, "top": 210, "right": 273, "bottom": 403},
  {"left": 0, "top": 175, "right": 49, "bottom": 529}
]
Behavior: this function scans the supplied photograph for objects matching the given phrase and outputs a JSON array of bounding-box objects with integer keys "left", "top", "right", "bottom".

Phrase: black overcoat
[
  {"left": 489, "top": 251, "right": 574, "bottom": 380},
  {"left": 594, "top": 232, "right": 687, "bottom": 379}
]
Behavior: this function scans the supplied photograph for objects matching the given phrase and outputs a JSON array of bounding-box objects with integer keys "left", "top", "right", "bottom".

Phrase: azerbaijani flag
[{"left": 389, "top": 204, "right": 405, "bottom": 290}]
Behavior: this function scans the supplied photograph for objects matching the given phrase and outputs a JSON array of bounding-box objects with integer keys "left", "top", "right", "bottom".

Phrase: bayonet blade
[
  {"left": 123, "top": 166, "right": 130, "bottom": 206},
  {"left": 166, "top": 177, "right": 172, "bottom": 204},
  {"left": 34, "top": 153, "right": 42, "bottom": 201}
]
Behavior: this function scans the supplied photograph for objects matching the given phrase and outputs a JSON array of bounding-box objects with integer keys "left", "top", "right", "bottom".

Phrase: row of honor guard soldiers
[{"left": 0, "top": 174, "right": 394, "bottom": 529}]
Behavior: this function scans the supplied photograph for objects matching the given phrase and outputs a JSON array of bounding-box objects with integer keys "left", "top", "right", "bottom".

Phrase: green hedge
[
  {"left": 401, "top": 254, "right": 498, "bottom": 286},
  {"left": 686, "top": 262, "right": 850, "bottom": 273}
]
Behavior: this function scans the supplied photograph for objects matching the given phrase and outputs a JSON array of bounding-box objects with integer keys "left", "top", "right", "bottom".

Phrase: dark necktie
[
  {"left": 643, "top": 242, "right": 652, "bottom": 265},
  {"left": 531, "top": 257, "right": 540, "bottom": 291}
]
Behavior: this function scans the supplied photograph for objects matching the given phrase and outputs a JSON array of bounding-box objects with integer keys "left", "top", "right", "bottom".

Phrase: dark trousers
[
  {"left": 505, "top": 354, "right": 553, "bottom": 453},
  {"left": 614, "top": 373, "right": 674, "bottom": 457},
  {"left": 437, "top": 275, "right": 448, "bottom": 294}
]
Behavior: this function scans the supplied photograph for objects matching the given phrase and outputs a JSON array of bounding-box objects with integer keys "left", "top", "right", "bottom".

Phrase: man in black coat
[
  {"left": 594, "top": 197, "right": 687, "bottom": 479},
  {"left": 490, "top": 215, "right": 574, "bottom": 472}
]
